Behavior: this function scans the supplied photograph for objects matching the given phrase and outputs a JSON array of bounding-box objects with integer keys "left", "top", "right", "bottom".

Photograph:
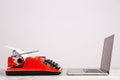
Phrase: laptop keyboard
[{"left": 84, "top": 69, "right": 103, "bottom": 73}]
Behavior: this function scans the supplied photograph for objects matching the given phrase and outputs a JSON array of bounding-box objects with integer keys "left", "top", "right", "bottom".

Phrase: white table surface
[{"left": 0, "top": 68, "right": 120, "bottom": 80}]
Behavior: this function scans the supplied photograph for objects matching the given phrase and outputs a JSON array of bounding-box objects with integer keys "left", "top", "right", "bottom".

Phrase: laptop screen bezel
[{"left": 100, "top": 35, "right": 114, "bottom": 74}]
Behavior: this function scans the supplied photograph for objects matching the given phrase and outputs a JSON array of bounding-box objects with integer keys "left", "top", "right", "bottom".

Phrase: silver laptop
[{"left": 67, "top": 34, "right": 114, "bottom": 76}]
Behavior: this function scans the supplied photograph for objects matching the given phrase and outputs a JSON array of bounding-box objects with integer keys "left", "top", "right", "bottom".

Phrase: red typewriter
[{"left": 6, "top": 46, "right": 61, "bottom": 75}]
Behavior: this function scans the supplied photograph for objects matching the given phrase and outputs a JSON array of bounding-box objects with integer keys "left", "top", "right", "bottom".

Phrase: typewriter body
[{"left": 6, "top": 46, "right": 61, "bottom": 75}]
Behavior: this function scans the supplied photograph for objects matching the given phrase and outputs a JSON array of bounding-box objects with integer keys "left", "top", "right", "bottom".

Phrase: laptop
[{"left": 67, "top": 34, "right": 114, "bottom": 76}]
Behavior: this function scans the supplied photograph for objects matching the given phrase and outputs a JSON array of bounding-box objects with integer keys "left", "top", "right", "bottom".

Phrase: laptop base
[{"left": 67, "top": 69, "right": 108, "bottom": 76}]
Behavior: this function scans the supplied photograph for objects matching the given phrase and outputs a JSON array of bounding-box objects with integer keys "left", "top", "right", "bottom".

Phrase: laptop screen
[{"left": 100, "top": 35, "right": 114, "bottom": 73}]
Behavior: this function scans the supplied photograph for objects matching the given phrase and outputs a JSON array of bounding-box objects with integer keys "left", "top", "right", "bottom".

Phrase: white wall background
[{"left": 0, "top": 0, "right": 120, "bottom": 69}]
